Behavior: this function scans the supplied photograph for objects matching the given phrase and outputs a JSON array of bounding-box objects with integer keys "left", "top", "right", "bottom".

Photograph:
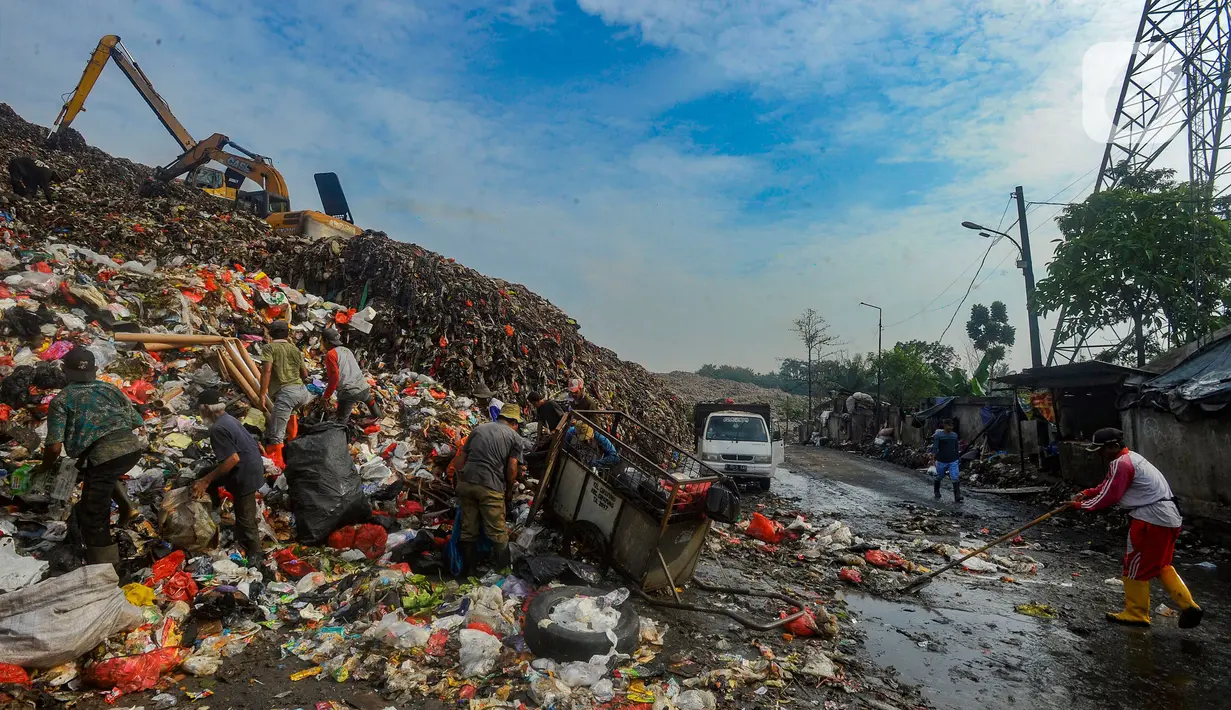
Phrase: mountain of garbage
[
  {"left": 656, "top": 370, "right": 805, "bottom": 415},
  {"left": 0, "top": 103, "right": 690, "bottom": 443}
]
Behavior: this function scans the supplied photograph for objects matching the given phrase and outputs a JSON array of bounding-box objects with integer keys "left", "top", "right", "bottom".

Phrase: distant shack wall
[{"left": 1123, "top": 409, "right": 1231, "bottom": 526}]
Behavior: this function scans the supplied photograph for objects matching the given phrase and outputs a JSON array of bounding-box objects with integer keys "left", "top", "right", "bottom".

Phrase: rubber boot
[
  {"left": 933, "top": 478, "right": 942, "bottom": 500},
  {"left": 1106, "top": 578, "right": 1152, "bottom": 626},
  {"left": 112, "top": 481, "right": 138, "bottom": 526},
  {"left": 1159, "top": 566, "right": 1203, "bottom": 629},
  {"left": 492, "top": 542, "right": 511, "bottom": 571},
  {"left": 952, "top": 480, "right": 963, "bottom": 503},
  {"left": 85, "top": 544, "right": 121, "bottom": 569},
  {"left": 460, "top": 542, "right": 479, "bottom": 578},
  {"left": 286, "top": 414, "right": 299, "bottom": 442}
]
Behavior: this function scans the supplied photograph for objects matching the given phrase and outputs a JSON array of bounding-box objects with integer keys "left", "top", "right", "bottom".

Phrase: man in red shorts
[{"left": 1071, "top": 428, "right": 1202, "bottom": 628}]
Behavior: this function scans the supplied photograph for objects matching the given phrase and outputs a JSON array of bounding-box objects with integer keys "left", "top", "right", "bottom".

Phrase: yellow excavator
[{"left": 51, "top": 35, "right": 361, "bottom": 240}]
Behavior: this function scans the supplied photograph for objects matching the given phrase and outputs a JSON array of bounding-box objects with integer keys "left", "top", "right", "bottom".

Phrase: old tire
[{"left": 523, "top": 586, "right": 639, "bottom": 663}]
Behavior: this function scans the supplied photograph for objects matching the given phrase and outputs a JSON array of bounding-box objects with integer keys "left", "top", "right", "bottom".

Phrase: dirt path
[{"left": 781, "top": 445, "right": 1231, "bottom": 710}]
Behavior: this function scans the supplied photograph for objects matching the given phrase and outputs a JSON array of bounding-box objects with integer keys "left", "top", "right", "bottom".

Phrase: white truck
[{"left": 693, "top": 402, "right": 785, "bottom": 491}]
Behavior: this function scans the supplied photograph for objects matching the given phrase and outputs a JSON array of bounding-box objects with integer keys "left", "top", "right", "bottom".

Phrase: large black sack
[
  {"left": 284, "top": 421, "right": 370, "bottom": 545},
  {"left": 705, "top": 478, "right": 741, "bottom": 524}
]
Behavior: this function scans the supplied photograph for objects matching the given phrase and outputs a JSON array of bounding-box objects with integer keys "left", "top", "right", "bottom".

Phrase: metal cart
[{"left": 529, "top": 411, "right": 807, "bottom": 630}]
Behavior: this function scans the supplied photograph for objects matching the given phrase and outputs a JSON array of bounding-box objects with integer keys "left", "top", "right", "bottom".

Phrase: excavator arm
[
  {"left": 52, "top": 35, "right": 196, "bottom": 152},
  {"left": 153, "top": 134, "right": 291, "bottom": 217}
]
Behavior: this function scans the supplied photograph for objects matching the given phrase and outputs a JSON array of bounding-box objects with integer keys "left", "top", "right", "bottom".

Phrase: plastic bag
[
  {"left": 559, "top": 656, "right": 609, "bottom": 688},
  {"left": 180, "top": 652, "right": 222, "bottom": 677},
  {"left": 158, "top": 488, "right": 217, "bottom": 553},
  {"left": 0, "top": 536, "right": 49, "bottom": 592},
  {"left": 864, "top": 550, "right": 907, "bottom": 569},
  {"left": 272, "top": 548, "right": 316, "bottom": 579},
  {"left": 0, "top": 565, "right": 142, "bottom": 669},
  {"left": 161, "top": 571, "right": 198, "bottom": 602},
  {"left": 85, "top": 647, "right": 188, "bottom": 695},
  {"left": 783, "top": 607, "right": 822, "bottom": 637},
  {"left": 548, "top": 589, "right": 628, "bottom": 635},
  {"left": 326, "top": 523, "right": 387, "bottom": 559},
  {"left": 0, "top": 664, "right": 30, "bottom": 686},
  {"left": 368, "top": 615, "right": 431, "bottom": 650},
  {"left": 529, "top": 670, "right": 573, "bottom": 706},
  {"left": 839, "top": 567, "right": 864, "bottom": 584},
  {"left": 513, "top": 554, "right": 601, "bottom": 586},
  {"left": 458, "top": 628, "right": 502, "bottom": 677},
  {"left": 284, "top": 422, "right": 370, "bottom": 545},
  {"left": 677, "top": 689, "right": 717, "bottom": 710},
  {"left": 745, "top": 512, "right": 786, "bottom": 544}
]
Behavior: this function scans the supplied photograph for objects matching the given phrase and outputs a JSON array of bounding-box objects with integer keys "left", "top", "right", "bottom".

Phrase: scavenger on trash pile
[
  {"left": 7, "top": 156, "right": 65, "bottom": 202},
  {"left": 1070, "top": 428, "right": 1203, "bottom": 629},
  {"left": 320, "top": 327, "right": 377, "bottom": 424},
  {"left": 453, "top": 403, "right": 524, "bottom": 574}
]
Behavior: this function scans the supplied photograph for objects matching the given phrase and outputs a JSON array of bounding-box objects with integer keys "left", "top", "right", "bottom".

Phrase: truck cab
[{"left": 693, "top": 402, "right": 784, "bottom": 491}]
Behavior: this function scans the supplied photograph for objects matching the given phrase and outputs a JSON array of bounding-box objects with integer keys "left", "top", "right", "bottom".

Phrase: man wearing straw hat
[{"left": 450, "top": 403, "right": 525, "bottom": 572}]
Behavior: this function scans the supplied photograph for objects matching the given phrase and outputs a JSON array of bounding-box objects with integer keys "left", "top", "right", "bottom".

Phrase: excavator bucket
[{"left": 314, "top": 172, "right": 353, "bottom": 224}]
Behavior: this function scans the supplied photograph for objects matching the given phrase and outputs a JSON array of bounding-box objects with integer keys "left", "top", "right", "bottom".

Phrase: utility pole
[
  {"left": 1014, "top": 186, "right": 1050, "bottom": 450},
  {"left": 860, "top": 302, "right": 883, "bottom": 434}
]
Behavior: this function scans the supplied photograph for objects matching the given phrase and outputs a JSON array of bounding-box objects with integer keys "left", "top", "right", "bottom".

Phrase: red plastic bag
[
  {"left": 397, "top": 500, "right": 424, "bottom": 518},
  {"left": 85, "top": 647, "right": 188, "bottom": 695},
  {"left": 161, "top": 571, "right": 198, "bottom": 602},
  {"left": 466, "top": 621, "right": 498, "bottom": 637},
  {"left": 149, "top": 550, "right": 185, "bottom": 585},
  {"left": 746, "top": 513, "right": 786, "bottom": 544},
  {"left": 122, "top": 380, "right": 156, "bottom": 404},
  {"left": 273, "top": 547, "right": 316, "bottom": 579},
  {"left": 425, "top": 630, "right": 449, "bottom": 656},
  {"left": 864, "top": 550, "right": 907, "bottom": 569},
  {"left": 0, "top": 664, "right": 30, "bottom": 686},
  {"left": 839, "top": 567, "right": 864, "bottom": 584},
  {"left": 327, "top": 526, "right": 357, "bottom": 550},
  {"left": 328, "top": 524, "right": 387, "bottom": 560},
  {"left": 782, "top": 607, "right": 820, "bottom": 637}
]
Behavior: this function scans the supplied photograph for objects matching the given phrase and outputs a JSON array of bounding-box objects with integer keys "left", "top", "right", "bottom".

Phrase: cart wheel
[{"left": 563, "top": 521, "right": 610, "bottom": 575}]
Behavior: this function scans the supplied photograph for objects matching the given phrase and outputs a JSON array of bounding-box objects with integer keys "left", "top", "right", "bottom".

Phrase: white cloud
[{"left": 0, "top": 0, "right": 1190, "bottom": 379}]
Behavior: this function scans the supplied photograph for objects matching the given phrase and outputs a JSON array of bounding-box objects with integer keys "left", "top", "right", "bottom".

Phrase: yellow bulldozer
[{"left": 51, "top": 35, "right": 362, "bottom": 240}]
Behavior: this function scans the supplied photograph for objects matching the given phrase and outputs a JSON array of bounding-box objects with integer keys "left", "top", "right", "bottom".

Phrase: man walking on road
[
  {"left": 1072, "top": 428, "right": 1202, "bottom": 628},
  {"left": 259, "top": 320, "right": 311, "bottom": 468},
  {"left": 450, "top": 404, "right": 524, "bottom": 573},
  {"left": 192, "top": 389, "right": 266, "bottom": 567},
  {"left": 930, "top": 418, "right": 962, "bottom": 503}
]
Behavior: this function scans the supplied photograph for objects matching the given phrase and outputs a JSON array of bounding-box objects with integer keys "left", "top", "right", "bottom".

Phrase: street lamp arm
[{"left": 962, "top": 220, "right": 1022, "bottom": 257}]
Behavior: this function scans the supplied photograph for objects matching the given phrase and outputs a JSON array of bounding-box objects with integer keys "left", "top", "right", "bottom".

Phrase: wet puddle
[{"left": 844, "top": 591, "right": 1076, "bottom": 710}]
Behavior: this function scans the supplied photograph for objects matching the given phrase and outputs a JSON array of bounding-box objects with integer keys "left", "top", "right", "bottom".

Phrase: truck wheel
[
  {"left": 523, "top": 586, "right": 640, "bottom": 663},
  {"left": 758, "top": 478, "right": 771, "bottom": 492}
]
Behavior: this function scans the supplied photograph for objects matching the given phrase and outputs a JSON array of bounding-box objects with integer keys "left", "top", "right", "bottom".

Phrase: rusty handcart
[{"left": 528, "top": 411, "right": 806, "bottom": 630}]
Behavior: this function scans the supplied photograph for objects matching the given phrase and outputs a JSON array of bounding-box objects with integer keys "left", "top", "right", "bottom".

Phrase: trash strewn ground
[{"left": 0, "top": 105, "right": 932, "bottom": 709}]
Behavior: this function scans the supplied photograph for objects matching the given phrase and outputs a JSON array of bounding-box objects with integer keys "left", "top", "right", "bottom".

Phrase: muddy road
[{"left": 779, "top": 445, "right": 1230, "bottom": 710}]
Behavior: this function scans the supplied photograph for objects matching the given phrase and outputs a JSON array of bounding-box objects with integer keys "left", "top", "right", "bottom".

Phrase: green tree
[
  {"left": 871, "top": 343, "right": 944, "bottom": 409},
  {"left": 966, "top": 301, "right": 1016, "bottom": 367},
  {"left": 1035, "top": 167, "right": 1231, "bottom": 366}
]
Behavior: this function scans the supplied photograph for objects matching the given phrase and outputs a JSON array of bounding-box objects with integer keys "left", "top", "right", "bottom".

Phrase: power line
[{"left": 939, "top": 240, "right": 996, "bottom": 342}]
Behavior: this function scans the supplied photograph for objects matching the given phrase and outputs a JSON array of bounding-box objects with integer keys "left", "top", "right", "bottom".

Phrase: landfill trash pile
[
  {"left": 0, "top": 104, "right": 939, "bottom": 709},
  {"left": 0, "top": 103, "right": 691, "bottom": 446},
  {"left": 278, "top": 231, "right": 692, "bottom": 444},
  {"left": 655, "top": 371, "right": 805, "bottom": 411}
]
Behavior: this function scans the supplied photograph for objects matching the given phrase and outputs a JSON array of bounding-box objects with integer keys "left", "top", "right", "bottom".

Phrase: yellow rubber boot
[
  {"left": 1159, "top": 566, "right": 1203, "bottom": 629},
  {"left": 1106, "top": 578, "right": 1151, "bottom": 626}
]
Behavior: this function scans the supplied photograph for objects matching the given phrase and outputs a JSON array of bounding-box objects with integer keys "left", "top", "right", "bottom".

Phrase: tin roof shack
[
  {"left": 1125, "top": 332, "right": 1231, "bottom": 526},
  {"left": 911, "top": 395, "right": 1038, "bottom": 457},
  {"left": 996, "top": 362, "right": 1155, "bottom": 488}
]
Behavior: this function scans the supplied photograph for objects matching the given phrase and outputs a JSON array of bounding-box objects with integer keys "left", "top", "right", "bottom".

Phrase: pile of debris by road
[
  {"left": 0, "top": 105, "right": 935, "bottom": 709},
  {"left": 829, "top": 438, "right": 1046, "bottom": 490}
]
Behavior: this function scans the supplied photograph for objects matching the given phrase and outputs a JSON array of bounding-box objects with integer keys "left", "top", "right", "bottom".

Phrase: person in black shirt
[
  {"left": 193, "top": 389, "right": 266, "bottom": 565},
  {"left": 524, "top": 391, "right": 564, "bottom": 479},
  {"left": 7, "top": 156, "right": 65, "bottom": 201},
  {"left": 930, "top": 418, "right": 962, "bottom": 503}
]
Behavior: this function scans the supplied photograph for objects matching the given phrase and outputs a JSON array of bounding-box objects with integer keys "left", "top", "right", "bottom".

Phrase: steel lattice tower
[{"left": 1047, "top": 0, "right": 1231, "bottom": 365}]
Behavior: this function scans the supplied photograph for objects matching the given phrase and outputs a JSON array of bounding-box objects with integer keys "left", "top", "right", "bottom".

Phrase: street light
[
  {"left": 960, "top": 216, "right": 1042, "bottom": 371},
  {"left": 859, "top": 301, "right": 883, "bottom": 435}
]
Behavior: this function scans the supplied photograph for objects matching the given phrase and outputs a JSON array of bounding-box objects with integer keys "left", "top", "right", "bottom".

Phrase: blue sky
[{"left": 0, "top": 0, "right": 1155, "bottom": 373}]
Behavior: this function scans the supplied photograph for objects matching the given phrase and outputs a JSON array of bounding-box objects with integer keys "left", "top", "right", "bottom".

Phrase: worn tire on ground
[{"left": 523, "top": 586, "right": 639, "bottom": 663}]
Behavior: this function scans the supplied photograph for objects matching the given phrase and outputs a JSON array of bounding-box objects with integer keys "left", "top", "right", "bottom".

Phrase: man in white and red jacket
[
  {"left": 1071, "top": 428, "right": 1202, "bottom": 628},
  {"left": 321, "top": 329, "right": 377, "bottom": 424}
]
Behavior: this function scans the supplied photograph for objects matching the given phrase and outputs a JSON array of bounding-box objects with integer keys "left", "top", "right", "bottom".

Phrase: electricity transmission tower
[{"left": 1047, "top": 0, "right": 1231, "bottom": 365}]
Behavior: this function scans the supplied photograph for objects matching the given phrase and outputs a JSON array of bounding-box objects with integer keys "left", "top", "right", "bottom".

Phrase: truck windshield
[{"left": 705, "top": 415, "right": 768, "bottom": 442}]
